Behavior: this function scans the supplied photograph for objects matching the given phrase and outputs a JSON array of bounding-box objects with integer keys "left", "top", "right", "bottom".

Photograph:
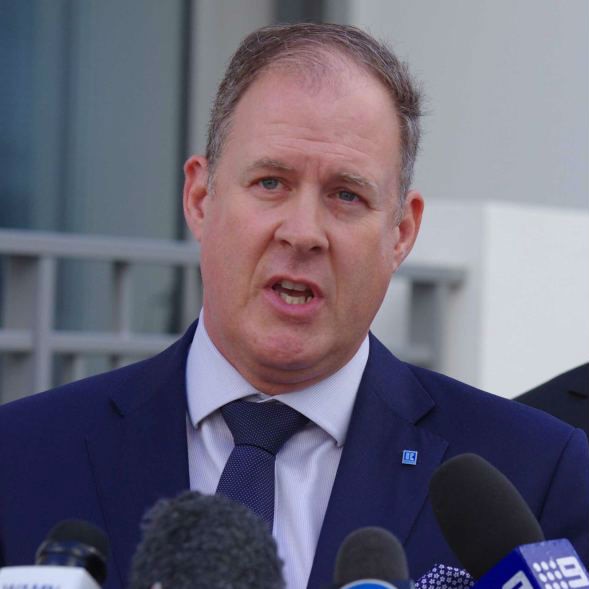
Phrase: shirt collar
[{"left": 186, "top": 312, "right": 369, "bottom": 447}]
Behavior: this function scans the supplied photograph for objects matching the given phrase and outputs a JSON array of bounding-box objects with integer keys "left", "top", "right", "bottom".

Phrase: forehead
[
  {"left": 237, "top": 56, "right": 399, "bottom": 133},
  {"left": 220, "top": 60, "right": 402, "bottom": 185}
]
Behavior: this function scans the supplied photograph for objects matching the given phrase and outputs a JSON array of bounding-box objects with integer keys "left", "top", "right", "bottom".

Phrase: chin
[{"left": 252, "top": 332, "right": 326, "bottom": 372}]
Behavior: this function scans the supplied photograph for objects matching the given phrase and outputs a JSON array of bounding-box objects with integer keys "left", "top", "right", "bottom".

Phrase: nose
[{"left": 273, "top": 191, "right": 329, "bottom": 254}]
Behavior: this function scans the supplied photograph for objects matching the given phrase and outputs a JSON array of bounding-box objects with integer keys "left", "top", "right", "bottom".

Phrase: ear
[
  {"left": 392, "top": 190, "right": 424, "bottom": 271},
  {"left": 183, "top": 155, "right": 210, "bottom": 241}
]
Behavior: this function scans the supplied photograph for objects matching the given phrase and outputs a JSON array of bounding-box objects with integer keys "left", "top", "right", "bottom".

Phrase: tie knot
[{"left": 221, "top": 399, "right": 309, "bottom": 456}]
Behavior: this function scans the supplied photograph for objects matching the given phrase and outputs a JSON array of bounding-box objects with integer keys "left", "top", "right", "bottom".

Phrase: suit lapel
[
  {"left": 84, "top": 324, "right": 447, "bottom": 589},
  {"left": 85, "top": 324, "right": 196, "bottom": 587},
  {"left": 307, "top": 335, "right": 448, "bottom": 588}
]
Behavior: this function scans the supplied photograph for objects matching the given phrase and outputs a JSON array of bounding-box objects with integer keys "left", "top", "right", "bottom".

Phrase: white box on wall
[{"left": 373, "top": 201, "right": 589, "bottom": 398}]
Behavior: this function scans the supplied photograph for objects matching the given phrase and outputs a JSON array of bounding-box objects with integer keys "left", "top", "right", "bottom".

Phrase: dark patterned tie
[{"left": 216, "top": 399, "right": 309, "bottom": 528}]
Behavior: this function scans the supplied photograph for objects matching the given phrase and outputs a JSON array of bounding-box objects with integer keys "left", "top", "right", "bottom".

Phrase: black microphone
[
  {"left": 429, "top": 453, "right": 589, "bottom": 588},
  {"left": 332, "top": 527, "right": 414, "bottom": 588},
  {"left": 128, "top": 490, "right": 284, "bottom": 589},
  {"left": 0, "top": 519, "right": 109, "bottom": 589}
]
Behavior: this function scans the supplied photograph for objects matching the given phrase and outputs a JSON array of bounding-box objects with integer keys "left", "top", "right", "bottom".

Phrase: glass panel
[{"left": 0, "top": 0, "right": 188, "bottom": 336}]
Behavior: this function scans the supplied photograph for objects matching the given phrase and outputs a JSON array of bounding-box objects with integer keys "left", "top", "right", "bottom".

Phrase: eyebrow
[
  {"left": 335, "top": 171, "right": 378, "bottom": 194},
  {"left": 246, "top": 158, "right": 295, "bottom": 174}
]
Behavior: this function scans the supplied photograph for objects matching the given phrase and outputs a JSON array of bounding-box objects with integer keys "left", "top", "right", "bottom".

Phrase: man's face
[{"left": 184, "top": 62, "right": 423, "bottom": 394}]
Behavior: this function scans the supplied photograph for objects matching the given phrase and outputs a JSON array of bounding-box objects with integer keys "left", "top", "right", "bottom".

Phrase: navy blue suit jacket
[{"left": 1, "top": 322, "right": 588, "bottom": 588}]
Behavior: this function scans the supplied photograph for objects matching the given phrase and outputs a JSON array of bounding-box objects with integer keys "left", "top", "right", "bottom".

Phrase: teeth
[
  {"left": 280, "top": 280, "right": 308, "bottom": 292},
  {"left": 279, "top": 292, "right": 313, "bottom": 305}
]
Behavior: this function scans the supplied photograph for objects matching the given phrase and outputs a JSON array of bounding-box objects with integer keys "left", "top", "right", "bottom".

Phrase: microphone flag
[
  {"left": 473, "top": 539, "right": 589, "bottom": 589},
  {"left": 0, "top": 566, "right": 101, "bottom": 589}
]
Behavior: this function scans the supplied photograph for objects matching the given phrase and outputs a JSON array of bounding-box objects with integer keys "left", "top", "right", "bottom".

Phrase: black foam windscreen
[
  {"left": 128, "top": 491, "right": 284, "bottom": 589},
  {"left": 334, "top": 527, "right": 409, "bottom": 585},
  {"left": 429, "top": 453, "right": 544, "bottom": 580}
]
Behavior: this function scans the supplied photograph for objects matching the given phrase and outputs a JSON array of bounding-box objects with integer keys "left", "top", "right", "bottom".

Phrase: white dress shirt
[{"left": 185, "top": 314, "right": 369, "bottom": 589}]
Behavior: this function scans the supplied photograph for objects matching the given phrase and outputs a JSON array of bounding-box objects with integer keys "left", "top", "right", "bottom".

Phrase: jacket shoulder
[{"left": 407, "top": 362, "right": 577, "bottom": 441}]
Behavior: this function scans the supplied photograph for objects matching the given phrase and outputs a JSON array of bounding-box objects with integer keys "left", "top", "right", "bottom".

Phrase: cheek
[
  {"left": 200, "top": 206, "right": 268, "bottom": 294},
  {"left": 201, "top": 200, "right": 249, "bottom": 260},
  {"left": 334, "top": 233, "right": 397, "bottom": 312}
]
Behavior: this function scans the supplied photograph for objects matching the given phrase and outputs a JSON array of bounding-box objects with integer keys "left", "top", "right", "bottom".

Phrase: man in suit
[{"left": 1, "top": 23, "right": 588, "bottom": 589}]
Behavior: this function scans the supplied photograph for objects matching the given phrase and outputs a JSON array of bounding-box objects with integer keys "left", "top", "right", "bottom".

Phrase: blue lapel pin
[{"left": 402, "top": 450, "right": 418, "bottom": 465}]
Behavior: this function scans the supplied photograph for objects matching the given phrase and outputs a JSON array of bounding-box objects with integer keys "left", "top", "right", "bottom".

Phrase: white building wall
[
  {"left": 372, "top": 202, "right": 589, "bottom": 398},
  {"left": 343, "top": 0, "right": 589, "bottom": 210},
  {"left": 479, "top": 204, "right": 589, "bottom": 396}
]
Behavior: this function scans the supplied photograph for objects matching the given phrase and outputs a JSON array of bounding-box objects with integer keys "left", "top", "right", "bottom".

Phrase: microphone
[
  {"left": 332, "top": 527, "right": 414, "bottom": 588},
  {"left": 0, "top": 519, "right": 109, "bottom": 589},
  {"left": 128, "top": 490, "right": 284, "bottom": 589},
  {"left": 429, "top": 453, "right": 589, "bottom": 589}
]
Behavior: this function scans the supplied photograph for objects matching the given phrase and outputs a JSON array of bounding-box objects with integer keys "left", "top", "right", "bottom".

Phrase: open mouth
[{"left": 271, "top": 279, "right": 314, "bottom": 305}]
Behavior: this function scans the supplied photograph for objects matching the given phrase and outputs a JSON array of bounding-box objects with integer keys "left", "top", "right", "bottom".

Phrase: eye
[
  {"left": 337, "top": 190, "right": 360, "bottom": 203},
  {"left": 259, "top": 177, "right": 281, "bottom": 190}
]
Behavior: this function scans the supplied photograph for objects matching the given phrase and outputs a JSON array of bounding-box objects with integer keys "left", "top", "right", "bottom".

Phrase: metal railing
[
  {"left": 0, "top": 229, "right": 465, "bottom": 404},
  {"left": 0, "top": 229, "right": 201, "bottom": 402},
  {"left": 395, "top": 263, "right": 466, "bottom": 369}
]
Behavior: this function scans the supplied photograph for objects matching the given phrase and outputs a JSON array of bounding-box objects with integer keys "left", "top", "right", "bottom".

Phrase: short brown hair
[{"left": 207, "top": 22, "right": 423, "bottom": 201}]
